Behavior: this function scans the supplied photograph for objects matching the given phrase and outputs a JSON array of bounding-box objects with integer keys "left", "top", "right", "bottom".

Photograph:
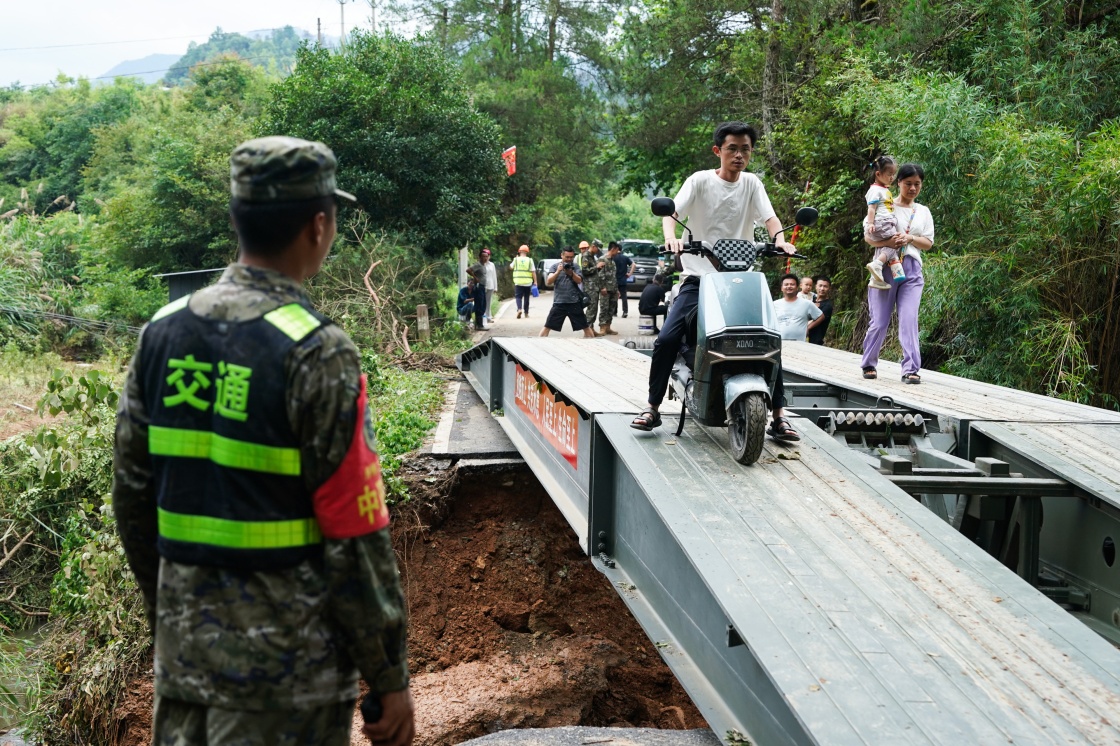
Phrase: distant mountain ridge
[
  {"left": 99, "top": 53, "right": 182, "bottom": 85},
  {"left": 97, "top": 27, "right": 322, "bottom": 87}
]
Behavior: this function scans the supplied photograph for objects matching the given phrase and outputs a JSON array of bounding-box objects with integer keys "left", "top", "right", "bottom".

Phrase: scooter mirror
[
  {"left": 651, "top": 197, "right": 676, "bottom": 217},
  {"left": 795, "top": 206, "right": 819, "bottom": 227}
]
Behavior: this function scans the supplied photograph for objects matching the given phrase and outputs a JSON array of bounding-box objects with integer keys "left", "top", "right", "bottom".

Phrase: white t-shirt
[
  {"left": 481, "top": 261, "right": 498, "bottom": 291},
  {"left": 672, "top": 170, "right": 777, "bottom": 277},
  {"left": 891, "top": 202, "right": 935, "bottom": 265},
  {"left": 865, "top": 184, "right": 894, "bottom": 219},
  {"left": 773, "top": 297, "right": 822, "bottom": 341}
]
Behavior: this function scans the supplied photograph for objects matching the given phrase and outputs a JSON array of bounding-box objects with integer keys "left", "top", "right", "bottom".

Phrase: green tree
[
  {"left": 262, "top": 33, "right": 505, "bottom": 255},
  {"left": 0, "top": 79, "right": 144, "bottom": 213}
]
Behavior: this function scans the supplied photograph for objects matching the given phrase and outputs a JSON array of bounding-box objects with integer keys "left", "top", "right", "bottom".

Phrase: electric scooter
[{"left": 650, "top": 197, "right": 818, "bottom": 465}]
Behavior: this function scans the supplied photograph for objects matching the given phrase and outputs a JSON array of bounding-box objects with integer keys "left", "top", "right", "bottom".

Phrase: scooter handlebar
[
  {"left": 758, "top": 246, "right": 809, "bottom": 261},
  {"left": 659, "top": 245, "right": 808, "bottom": 262}
]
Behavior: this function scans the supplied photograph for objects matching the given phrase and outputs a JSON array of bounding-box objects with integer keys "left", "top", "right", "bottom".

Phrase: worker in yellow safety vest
[{"left": 509, "top": 244, "right": 537, "bottom": 319}]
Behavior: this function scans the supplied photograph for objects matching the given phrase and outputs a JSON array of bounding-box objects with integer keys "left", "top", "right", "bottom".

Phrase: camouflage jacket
[
  {"left": 112, "top": 264, "right": 409, "bottom": 711},
  {"left": 580, "top": 251, "right": 607, "bottom": 290}
]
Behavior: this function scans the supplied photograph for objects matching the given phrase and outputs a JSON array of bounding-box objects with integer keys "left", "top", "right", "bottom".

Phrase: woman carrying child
[{"left": 860, "top": 163, "right": 935, "bottom": 384}]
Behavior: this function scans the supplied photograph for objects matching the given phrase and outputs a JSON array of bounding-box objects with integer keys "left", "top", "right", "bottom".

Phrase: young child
[
  {"left": 864, "top": 155, "right": 905, "bottom": 288},
  {"left": 798, "top": 276, "right": 816, "bottom": 302}
]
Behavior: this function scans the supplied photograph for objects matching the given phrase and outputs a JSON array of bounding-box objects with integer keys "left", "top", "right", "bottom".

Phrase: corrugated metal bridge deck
[
  {"left": 458, "top": 338, "right": 1120, "bottom": 745},
  {"left": 781, "top": 342, "right": 1120, "bottom": 509}
]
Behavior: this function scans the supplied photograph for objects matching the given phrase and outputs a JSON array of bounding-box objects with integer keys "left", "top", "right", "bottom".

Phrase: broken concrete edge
[
  {"left": 458, "top": 726, "right": 722, "bottom": 746},
  {"left": 420, "top": 373, "right": 525, "bottom": 462}
]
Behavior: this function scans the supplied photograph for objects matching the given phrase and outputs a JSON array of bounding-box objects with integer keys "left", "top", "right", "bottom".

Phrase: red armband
[{"left": 313, "top": 375, "right": 390, "bottom": 539}]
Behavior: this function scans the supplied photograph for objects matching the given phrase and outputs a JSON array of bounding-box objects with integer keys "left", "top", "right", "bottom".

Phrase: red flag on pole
[{"left": 501, "top": 146, "right": 517, "bottom": 176}]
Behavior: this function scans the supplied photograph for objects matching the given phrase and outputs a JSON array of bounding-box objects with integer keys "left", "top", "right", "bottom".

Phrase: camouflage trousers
[
  {"left": 585, "top": 284, "right": 617, "bottom": 327},
  {"left": 152, "top": 694, "right": 355, "bottom": 746}
]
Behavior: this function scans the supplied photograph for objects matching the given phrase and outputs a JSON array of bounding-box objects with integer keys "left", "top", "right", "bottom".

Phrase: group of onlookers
[
  {"left": 456, "top": 249, "right": 497, "bottom": 331},
  {"left": 774, "top": 274, "right": 833, "bottom": 344}
]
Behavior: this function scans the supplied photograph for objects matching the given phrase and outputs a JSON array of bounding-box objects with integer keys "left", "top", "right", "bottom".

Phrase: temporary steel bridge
[{"left": 458, "top": 337, "right": 1120, "bottom": 746}]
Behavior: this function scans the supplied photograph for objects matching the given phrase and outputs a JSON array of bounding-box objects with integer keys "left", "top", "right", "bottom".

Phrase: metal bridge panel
[
  {"left": 969, "top": 421, "right": 1120, "bottom": 510},
  {"left": 781, "top": 342, "right": 1120, "bottom": 425},
  {"left": 596, "top": 412, "right": 1120, "bottom": 744},
  {"left": 968, "top": 420, "right": 1120, "bottom": 647},
  {"left": 457, "top": 339, "right": 1120, "bottom": 744}
]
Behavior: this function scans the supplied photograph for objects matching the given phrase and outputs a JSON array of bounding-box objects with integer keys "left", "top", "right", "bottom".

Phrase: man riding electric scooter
[{"left": 630, "top": 120, "right": 801, "bottom": 442}]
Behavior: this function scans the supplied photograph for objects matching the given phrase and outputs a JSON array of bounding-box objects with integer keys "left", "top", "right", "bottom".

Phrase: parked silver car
[{"left": 536, "top": 257, "right": 562, "bottom": 289}]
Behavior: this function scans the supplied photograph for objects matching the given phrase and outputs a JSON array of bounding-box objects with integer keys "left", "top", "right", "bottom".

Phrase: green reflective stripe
[
  {"left": 263, "top": 303, "right": 321, "bottom": 341},
  {"left": 152, "top": 295, "right": 190, "bottom": 322},
  {"left": 159, "top": 508, "right": 321, "bottom": 549},
  {"left": 149, "top": 426, "right": 301, "bottom": 476}
]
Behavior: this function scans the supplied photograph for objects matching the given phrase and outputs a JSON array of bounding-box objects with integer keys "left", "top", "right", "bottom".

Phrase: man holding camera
[{"left": 540, "top": 247, "right": 596, "bottom": 338}]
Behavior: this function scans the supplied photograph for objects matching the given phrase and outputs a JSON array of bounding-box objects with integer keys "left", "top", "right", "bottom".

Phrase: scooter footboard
[{"left": 723, "top": 373, "right": 771, "bottom": 413}]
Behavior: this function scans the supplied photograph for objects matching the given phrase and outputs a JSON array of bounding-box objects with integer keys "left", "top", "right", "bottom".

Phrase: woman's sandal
[
  {"left": 630, "top": 407, "right": 662, "bottom": 431},
  {"left": 862, "top": 367, "right": 877, "bottom": 380},
  {"left": 902, "top": 373, "right": 922, "bottom": 384},
  {"left": 767, "top": 417, "right": 801, "bottom": 442}
]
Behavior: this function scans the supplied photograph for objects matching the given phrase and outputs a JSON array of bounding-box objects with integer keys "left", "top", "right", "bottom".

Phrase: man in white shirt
[
  {"left": 774, "top": 273, "right": 824, "bottom": 341},
  {"left": 479, "top": 249, "right": 498, "bottom": 322},
  {"left": 631, "top": 121, "right": 800, "bottom": 442}
]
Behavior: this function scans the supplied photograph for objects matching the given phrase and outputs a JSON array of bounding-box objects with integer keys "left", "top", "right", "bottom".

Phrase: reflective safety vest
[
  {"left": 141, "top": 297, "right": 334, "bottom": 571},
  {"left": 511, "top": 256, "right": 535, "bottom": 286}
]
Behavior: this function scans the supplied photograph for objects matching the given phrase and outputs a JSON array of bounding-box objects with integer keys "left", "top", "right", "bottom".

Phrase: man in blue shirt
[{"left": 608, "top": 241, "right": 635, "bottom": 318}]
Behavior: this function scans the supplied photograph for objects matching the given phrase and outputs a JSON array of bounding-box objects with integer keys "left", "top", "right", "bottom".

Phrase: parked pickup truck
[{"left": 619, "top": 239, "right": 662, "bottom": 295}]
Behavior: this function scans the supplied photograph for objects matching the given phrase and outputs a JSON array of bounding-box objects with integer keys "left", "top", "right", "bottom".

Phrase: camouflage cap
[
  {"left": 591, "top": 239, "right": 603, "bottom": 247},
  {"left": 230, "top": 136, "right": 357, "bottom": 203}
]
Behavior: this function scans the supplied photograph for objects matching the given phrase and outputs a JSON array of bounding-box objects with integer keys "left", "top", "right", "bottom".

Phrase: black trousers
[
  {"left": 618, "top": 283, "right": 630, "bottom": 314},
  {"left": 647, "top": 280, "right": 785, "bottom": 409},
  {"left": 514, "top": 285, "right": 532, "bottom": 313}
]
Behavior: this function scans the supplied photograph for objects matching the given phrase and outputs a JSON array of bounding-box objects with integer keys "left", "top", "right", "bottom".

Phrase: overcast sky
[{"left": 1, "top": 0, "right": 382, "bottom": 89}]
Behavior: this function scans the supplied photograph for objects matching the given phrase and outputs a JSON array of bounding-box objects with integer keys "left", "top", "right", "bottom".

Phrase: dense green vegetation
[{"left": 0, "top": 0, "right": 1118, "bottom": 737}]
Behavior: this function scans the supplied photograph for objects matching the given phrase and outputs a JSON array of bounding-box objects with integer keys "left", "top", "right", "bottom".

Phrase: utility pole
[
  {"left": 336, "top": 0, "right": 351, "bottom": 50},
  {"left": 317, "top": 18, "right": 322, "bottom": 45},
  {"left": 365, "top": 0, "right": 377, "bottom": 32}
]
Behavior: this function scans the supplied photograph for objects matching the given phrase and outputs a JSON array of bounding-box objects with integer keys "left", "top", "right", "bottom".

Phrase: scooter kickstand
[{"left": 675, "top": 407, "right": 687, "bottom": 437}]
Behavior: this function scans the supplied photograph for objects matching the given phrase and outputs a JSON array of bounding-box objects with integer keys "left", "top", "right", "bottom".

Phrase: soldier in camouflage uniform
[
  {"left": 584, "top": 239, "right": 616, "bottom": 335},
  {"left": 580, "top": 240, "right": 602, "bottom": 330},
  {"left": 113, "top": 136, "right": 414, "bottom": 746}
]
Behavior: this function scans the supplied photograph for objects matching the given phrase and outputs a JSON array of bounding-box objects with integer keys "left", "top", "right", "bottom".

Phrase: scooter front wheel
[{"left": 728, "top": 392, "right": 767, "bottom": 465}]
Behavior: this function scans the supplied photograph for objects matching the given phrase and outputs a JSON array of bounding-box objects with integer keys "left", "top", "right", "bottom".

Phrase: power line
[{"left": 0, "top": 27, "right": 300, "bottom": 54}]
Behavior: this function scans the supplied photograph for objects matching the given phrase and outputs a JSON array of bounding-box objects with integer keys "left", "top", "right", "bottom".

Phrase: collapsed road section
[{"left": 459, "top": 337, "right": 1120, "bottom": 746}]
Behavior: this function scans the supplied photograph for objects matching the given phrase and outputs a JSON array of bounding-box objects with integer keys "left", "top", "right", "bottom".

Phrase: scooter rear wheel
[{"left": 728, "top": 392, "right": 767, "bottom": 465}]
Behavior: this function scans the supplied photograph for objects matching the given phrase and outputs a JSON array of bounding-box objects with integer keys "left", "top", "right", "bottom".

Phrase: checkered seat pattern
[{"left": 710, "top": 239, "right": 760, "bottom": 270}]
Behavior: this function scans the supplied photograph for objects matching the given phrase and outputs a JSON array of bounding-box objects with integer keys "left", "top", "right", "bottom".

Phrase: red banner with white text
[{"left": 513, "top": 364, "right": 578, "bottom": 468}]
